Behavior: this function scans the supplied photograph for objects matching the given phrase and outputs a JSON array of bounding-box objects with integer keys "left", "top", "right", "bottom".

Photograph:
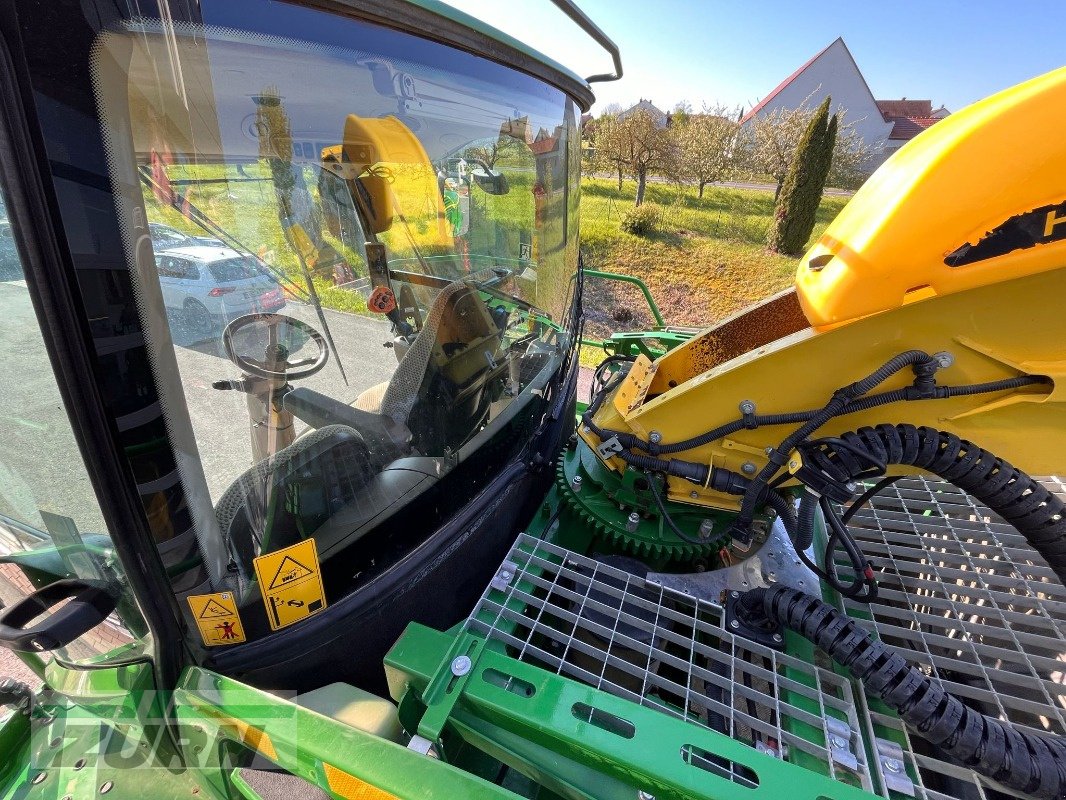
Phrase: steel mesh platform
[
  {"left": 466, "top": 534, "right": 876, "bottom": 792},
  {"left": 842, "top": 476, "right": 1066, "bottom": 800},
  {"left": 464, "top": 476, "right": 1066, "bottom": 799}
]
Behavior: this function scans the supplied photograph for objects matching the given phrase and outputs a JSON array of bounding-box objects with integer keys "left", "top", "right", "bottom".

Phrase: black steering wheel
[{"left": 222, "top": 313, "right": 329, "bottom": 380}]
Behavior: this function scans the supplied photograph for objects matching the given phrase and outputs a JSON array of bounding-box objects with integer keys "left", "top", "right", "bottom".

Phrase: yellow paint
[
  {"left": 323, "top": 763, "right": 399, "bottom": 800},
  {"left": 253, "top": 539, "right": 328, "bottom": 631},
  {"left": 187, "top": 592, "right": 246, "bottom": 647},
  {"left": 1045, "top": 210, "right": 1066, "bottom": 238},
  {"left": 584, "top": 265, "right": 1065, "bottom": 511},
  {"left": 795, "top": 67, "right": 1066, "bottom": 329}
]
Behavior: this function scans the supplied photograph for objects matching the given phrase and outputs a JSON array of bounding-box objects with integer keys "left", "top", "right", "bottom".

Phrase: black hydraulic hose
[
  {"left": 645, "top": 473, "right": 708, "bottom": 546},
  {"left": 804, "top": 424, "right": 1066, "bottom": 585},
  {"left": 741, "top": 586, "right": 1066, "bottom": 799}
]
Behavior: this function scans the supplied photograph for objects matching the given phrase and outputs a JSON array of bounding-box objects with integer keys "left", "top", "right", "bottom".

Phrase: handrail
[
  {"left": 583, "top": 269, "right": 665, "bottom": 326},
  {"left": 547, "top": 0, "right": 623, "bottom": 84}
]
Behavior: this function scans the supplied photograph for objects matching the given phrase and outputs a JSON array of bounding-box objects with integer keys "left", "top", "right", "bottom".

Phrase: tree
[
  {"left": 671, "top": 105, "right": 740, "bottom": 198},
  {"left": 739, "top": 94, "right": 879, "bottom": 197},
  {"left": 737, "top": 102, "right": 816, "bottom": 201},
  {"left": 767, "top": 96, "right": 837, "bottom": 255},
  {"left": 591, "top": 109, "right": 675, "bottom": 205}
]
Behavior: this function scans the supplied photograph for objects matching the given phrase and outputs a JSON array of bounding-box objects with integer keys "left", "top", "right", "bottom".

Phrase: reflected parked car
[
  {"left": 149, "top": 222, "right": 223, "bottom": 251},
  {"left": 156, "top": 246, "right": 285, "bottom": 335}
]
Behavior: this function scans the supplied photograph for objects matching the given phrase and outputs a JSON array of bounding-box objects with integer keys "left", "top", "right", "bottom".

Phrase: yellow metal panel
[
  {"left": 796, "top": 67, "right": 1066, "bottom": 328},
  {"left": 589, "top": 265, "right": 1065, "bottom": 511}
]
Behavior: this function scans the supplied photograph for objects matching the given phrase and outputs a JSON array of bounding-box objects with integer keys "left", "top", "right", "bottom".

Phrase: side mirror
[
  {"left": 0, "top": 579, "right": 118, "bottom": 652},
  {"left": 472, "top": 168, "right": 509, "bottom": 195}
]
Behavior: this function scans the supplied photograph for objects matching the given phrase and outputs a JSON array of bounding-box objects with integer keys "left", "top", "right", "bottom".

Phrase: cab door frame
[{"left": 0, "top": 6, "right": 187, "bottom": 689}]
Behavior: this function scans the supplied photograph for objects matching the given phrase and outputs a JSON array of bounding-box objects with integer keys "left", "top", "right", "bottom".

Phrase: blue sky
[{"left": 444, "top": 0, "right": 1064, "bottom": 114}]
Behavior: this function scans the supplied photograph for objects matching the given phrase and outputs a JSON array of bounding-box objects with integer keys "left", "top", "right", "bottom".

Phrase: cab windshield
[{"left": 92, "top": 6, "right": 580, "bottom": 621}]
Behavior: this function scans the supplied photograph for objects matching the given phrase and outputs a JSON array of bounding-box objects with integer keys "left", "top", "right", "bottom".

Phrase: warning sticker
[
  {"left": 187, "top": 592, "right": 246, "bottom": 647},
  {"left": 253, "top": 539, "right": 328, "bottom": 631}
]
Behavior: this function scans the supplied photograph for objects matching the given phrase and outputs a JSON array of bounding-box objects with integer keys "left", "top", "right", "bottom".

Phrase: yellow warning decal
[
  {"left": 253, "top": 539, "right": 328, "bottom": 631},
  {"left": 187, "top": 591, "right": 246, "bottom": 647}
]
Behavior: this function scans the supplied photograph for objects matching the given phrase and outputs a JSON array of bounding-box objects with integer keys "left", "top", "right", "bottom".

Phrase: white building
[{"left": 740, "top": 37, "right": 947, "bottom": 169}]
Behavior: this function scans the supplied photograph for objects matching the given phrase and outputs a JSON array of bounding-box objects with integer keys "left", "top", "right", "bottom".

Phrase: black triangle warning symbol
[
  {"left": 269, "top": 555, "right": 313, "bottom": 590},
  {"left": 199, "top": 599, "right": 233, "bottom": 619}
]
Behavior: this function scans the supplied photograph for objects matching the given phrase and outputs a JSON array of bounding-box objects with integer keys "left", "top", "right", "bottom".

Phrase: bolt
[
  {"left": 499, "top": 570, "right": 512, "bottom": 580},
  {"left": 638, "top": 792, "right": 656, "bottom": 800},
  {"left": 648, "top": 431, "right": 662, "bottom": 444},
  {"left": 933, "top": 351, "right": 954, "bottom": 369},
  {"left": 450, "top": 655, "right": 472, "bottom": 677},
  {"left": 690, "top": 490, "right": 699, "bottom": 499},
  {"left": 765, "top": 446, "right": 774, "bottom": 455},
  {"left": 627, "top": 512, "right": 640, "bottom": 532},
  {"left": 829, "top": 734, "right": 848, "bottom": 749},
  {"left": 729, "top": 590, "right": 740, "bottom": 598},
  {"left": 883, "top": 758, "right": 904, "bottom": 774},
  {"left": 741, "top": 461, "right": 756, "bottom": 475},
  {"left": 772, "top": 633, "right": 783, "bottom": 643},
  {"left": 767, "top": 571, "right": 777, "bottom": 582},
  {"left": 571, "top": 475, "right": 583, "bottom": 492},
  {"left": 729, "top": 619, "right": 740, "bottom": 630},
  {"left": 788, "top": 459, "right": 799, "bottom": 471},
  {"left": 583, "top": 426, "right": 591, "bottom": 434},
  {"left": 698, "top": 519, "right": 714, "bottom": 539},
  {"left": 739, "top": 400, "right": 756, "bottom": 415}
]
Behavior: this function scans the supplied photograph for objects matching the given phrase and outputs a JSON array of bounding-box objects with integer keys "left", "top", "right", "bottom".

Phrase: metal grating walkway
[
  {"left": 466, "top": 534, "right": 876, "bottom": 793},
  {"left": 465, "top": 477, "right": 1066, "bottom": 799},
  {"left": 843, "top": 476, "right": 1066, "bottom": 800}
]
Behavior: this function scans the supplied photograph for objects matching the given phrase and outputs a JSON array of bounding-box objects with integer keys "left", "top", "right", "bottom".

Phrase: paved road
[{"left": 588, "top": 172, "right": 854, "bottom": 198}]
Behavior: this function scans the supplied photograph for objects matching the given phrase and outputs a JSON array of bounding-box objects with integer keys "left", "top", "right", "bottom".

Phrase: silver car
[{"left": 155, "top": 246, "right": 285, "bottom": 335}]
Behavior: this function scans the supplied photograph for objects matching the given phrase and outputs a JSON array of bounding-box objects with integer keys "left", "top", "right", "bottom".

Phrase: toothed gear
[{"left": 555, "top": 442, "right": 729, "bottom": 561}]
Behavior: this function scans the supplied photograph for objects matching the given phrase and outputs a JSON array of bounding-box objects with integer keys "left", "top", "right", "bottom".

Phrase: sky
[{"left": 443, "top": 0, "right": 1065, "bottom": 115}]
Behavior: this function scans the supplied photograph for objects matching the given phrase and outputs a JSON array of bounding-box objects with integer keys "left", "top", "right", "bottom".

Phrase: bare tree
[
  {"left": 672, "top": 104, "right": 740, "bottom": 198},
  {"left": 587, "top": 112, "right": 627, "bottom": 190},
  {"left": 737, "top": 103, "right": 814, "bottom": 201},
  {"left": 592, "top": 110, "right": 675, "bottom": 205},
  {"left": 827, "top": 124, "right": 879, "bottom": 190},
  {"left": 739, "top": 95, "right": 878, "bottom": 198}
]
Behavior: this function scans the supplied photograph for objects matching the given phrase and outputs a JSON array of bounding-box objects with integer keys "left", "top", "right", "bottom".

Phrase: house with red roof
[{"left": 741, "top": 37, "right": 948, "bottom": 171}]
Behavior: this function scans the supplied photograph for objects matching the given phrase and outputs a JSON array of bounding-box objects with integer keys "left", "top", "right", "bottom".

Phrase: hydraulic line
[
  {"left": 800, "top": 424, "right": 1066, "bottom": 585},
  {"left": 740, "top": 586, "right": 1066, "bottom": 800}
]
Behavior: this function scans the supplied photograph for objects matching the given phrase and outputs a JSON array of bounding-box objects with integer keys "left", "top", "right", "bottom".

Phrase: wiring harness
[{"left": 739, "top": 586, "right": 1066, "bottom": 799}]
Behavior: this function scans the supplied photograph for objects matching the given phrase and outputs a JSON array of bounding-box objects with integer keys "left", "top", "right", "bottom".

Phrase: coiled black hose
[
  {"left": 741, "top": 586, "right": 1066, "bottom": 799},
  {"left": 801, "top": 423, "right": 1066, "bottom": 584}
]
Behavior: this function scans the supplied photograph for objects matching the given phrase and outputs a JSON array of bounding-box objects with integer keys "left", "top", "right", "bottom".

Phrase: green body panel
[
  {"left": 174, "top": 666, "right": 521, "bottom": 800},
  {"left": 385, "top": 624, "right": 879, "bottom": 800}
]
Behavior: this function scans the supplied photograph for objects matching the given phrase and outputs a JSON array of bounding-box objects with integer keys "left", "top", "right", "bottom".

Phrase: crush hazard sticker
[
  {"left": 253, "top": 539, "right": 328, "bottom": 631},
  {"left": 187, "top": 591, "right": 246, "bottom": 646}
]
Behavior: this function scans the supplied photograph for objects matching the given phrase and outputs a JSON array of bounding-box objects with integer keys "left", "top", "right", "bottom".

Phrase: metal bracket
[
  {"left": 595, "top": 435, "right": 624, "bottom": 460},
  {"left": 875, "top": 739, "right": 915, "bottom": 797},
  {"left": 415, "top": 635, "right": 484, "bottom": 744},
  {"left": 489, "top": 561, "right": 519, "bottom": 593},
  {"left": 825, "top": 717, "right": 859, "bottom": 773}
]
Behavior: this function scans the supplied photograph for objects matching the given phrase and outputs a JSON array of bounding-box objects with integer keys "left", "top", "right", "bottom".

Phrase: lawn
[{"left": 578, "top": 177, "right": 850, "bottom": 339}]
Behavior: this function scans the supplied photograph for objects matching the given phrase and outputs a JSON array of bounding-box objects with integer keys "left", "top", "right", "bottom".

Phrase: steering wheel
[{"left": 222, "top": 313, "right": 329, "bottom": 380}]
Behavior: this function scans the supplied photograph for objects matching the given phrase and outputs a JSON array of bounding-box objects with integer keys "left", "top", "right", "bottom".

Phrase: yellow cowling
[
  {"left": 797, "top": 67, "right": 1066, "bottom": 329},
  {"left": 583, "top": 68, "right": 1066, "bottom": 511}
]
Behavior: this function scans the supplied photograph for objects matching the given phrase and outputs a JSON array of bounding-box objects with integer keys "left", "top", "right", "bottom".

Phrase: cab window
[
  {"left": 92, "top": 1, "right": 579, "bottom": 644},
  {"left": 0, "top": 191, "right": 148, "bottom": 666}
]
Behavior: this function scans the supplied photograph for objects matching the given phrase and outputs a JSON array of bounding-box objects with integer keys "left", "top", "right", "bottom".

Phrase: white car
[{"left": 155, "top": 246, "right": 285, "bottom": 335}]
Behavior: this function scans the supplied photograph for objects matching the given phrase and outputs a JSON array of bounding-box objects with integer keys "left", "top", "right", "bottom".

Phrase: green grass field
[{"left": 578, "top": 177, "right": 850, "bottom": 338}]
